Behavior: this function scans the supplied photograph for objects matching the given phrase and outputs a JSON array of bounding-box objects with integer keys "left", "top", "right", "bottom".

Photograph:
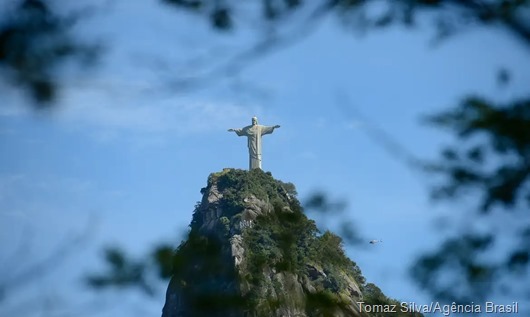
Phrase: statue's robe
[{"left": 233, "top": 124, "right": 276, "bottom": 170}]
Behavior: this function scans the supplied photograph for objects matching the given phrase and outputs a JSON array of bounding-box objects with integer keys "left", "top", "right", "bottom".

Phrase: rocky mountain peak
[{"left": 162, "top": 168, "right": 421, "bottom": 317}]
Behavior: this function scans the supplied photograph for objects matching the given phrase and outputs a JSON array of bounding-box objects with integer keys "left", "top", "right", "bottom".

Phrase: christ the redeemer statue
[{"left": 228, "top": 117, "right": 280, "bottom": 170}]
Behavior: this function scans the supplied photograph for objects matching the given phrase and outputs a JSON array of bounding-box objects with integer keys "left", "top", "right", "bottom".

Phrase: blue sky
[{"left": 1, "top": 1, "right": 530, "bottom": 316}]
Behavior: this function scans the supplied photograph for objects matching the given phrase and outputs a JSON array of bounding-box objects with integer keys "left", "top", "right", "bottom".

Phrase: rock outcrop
[{"left": 162, "top": 169, "right": 419, "bottom": 317}]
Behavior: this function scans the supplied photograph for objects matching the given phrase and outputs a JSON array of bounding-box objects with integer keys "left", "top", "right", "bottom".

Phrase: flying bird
[{"left": 369, "top": 239, "right": 382, "bottom": 244}]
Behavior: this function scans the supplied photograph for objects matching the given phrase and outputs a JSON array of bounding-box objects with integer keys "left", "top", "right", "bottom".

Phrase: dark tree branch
[{"left": 447, "top": 0, "right": 530, "bottom": 47}]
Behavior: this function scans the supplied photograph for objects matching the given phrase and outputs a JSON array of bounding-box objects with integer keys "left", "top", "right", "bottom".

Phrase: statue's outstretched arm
[
  {"left": 261, "top": 124, "right": 280, "bottom": 136},
  {"left": 228, "top": 128, "right": 245, "bottom": 136}
]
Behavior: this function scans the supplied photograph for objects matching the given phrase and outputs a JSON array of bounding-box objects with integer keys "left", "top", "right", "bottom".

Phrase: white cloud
[
  {"left": 57, "top": 84, "right": 262, "bottom": 136},
  {"left": 1, "top": 81, "right": 262, "bottom": 142},
  {"left": 0, "top": 173, "right": 93, "bottom": 201}
]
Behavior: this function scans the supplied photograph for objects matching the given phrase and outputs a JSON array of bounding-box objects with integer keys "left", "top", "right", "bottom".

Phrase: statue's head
[{"left": 252, "top": 116, "right": 258, "bottom": 125}]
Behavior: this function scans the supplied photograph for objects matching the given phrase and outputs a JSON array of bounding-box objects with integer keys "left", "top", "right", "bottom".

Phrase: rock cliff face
[{"left": 161, "top": 169, "right": 415, "bottom": 317}]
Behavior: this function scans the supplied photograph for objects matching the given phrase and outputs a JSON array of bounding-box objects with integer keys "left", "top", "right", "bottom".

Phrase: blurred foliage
[
  {"left": 164, "top": 230, "right": 242, "bottom": 315},
  {"left": 305, "top": 192, "right": 347, "bottom": 215},
  {"left": 161, "top": 0, "right": 530, "bottom": 45},
  {"left": 412, "top": 234, "right": 497, "bottom": 303},
  {"left": 304, "top": 191, "right": 363, "bottom": 245},
  {"left": 426, "top": 96, "right": 530, "bottom": 211},
  {"left": 0, "top": 0, "right": 98, "bottom": 105},
  {"left": 2, "top": 0, "right": 529, "bottom": 104},
  {"left": 411, "top": 96, "right": 530, "bottom": 302},
  {"left": 86, "top": 248, "right": 155, "bottom": 296},
  {"left": 86, "top": 242, "right": 178, "bottom": 297}
]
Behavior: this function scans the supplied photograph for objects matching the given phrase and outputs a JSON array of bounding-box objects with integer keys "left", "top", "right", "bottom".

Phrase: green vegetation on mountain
[{"left": 164, "top": 169, "right": 423, "bottom": 316}]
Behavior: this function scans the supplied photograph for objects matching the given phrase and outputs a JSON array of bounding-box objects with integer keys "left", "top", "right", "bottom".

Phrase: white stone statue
[{"left": 228, "top": 117, "right": 280, "bottom": 170}]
